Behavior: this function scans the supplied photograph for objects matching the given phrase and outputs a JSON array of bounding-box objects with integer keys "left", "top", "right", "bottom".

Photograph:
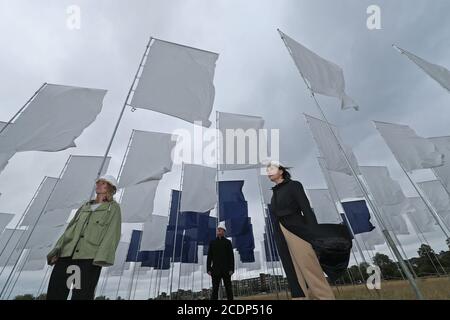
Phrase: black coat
[
  {"left": 207, "top": 237, "right": 235, "bottom": 275},
  {"left": 269, "top": 179, "right": 352, "bottom": 283}
]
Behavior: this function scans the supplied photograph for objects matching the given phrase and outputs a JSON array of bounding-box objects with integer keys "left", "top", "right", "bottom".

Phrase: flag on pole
[
  {"left": 428, "top": 136, "right": 450, "bottom": 193},
  {"left": 180, "top": 164, "right": 217, "bottom": 212},
  {"left": 393, "top": 45, "right": 450, "bottom": 92},
  {"left": 118, "top": 130, "right": 176, "bottom": 188},
  {"left": 403, "top": 197, "right": 436, "bottom": 233},
  {"left": 341, "top": 200, "right": 375, "bottom": 234},
  {"left": 278, "top": 29, "right": 358, "bottom": 110},
  {"left": 305, "top": 114, "right": 360, "bottom": 175},
  {"left": 0, "top": 84, "right": 106, "bottom": 154},
  {"left": 374, "top": 121, "right": 443, "bottom": 172},
  {"left": 360, "top": 166, "right": 406, "bottom": 206},
  {"left": 217, "top": 111, "right": 266, "bottom": 171},
  {"left": 130, "top": 38, "right": 218, "bottom": 127},
  {"left": 140, "top": 214, "right": 168, "bottom": 252},
  {"left": 126, "top": 230, "right": 143, "bottom": 262},
  {"left": 417, "top": 180, "right": 450, "bottom": 227},
  {"left": 0, "top": 213, "right": 14, "bottom": 234},
  {"left": 120, "top": 180, "right": 160, "bottom": 223},
  {"left": 306, "top": 189, "right": 341, "bottom": 224}
]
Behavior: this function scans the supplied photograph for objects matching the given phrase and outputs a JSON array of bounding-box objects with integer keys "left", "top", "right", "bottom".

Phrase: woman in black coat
[{"left": 265, "top": 161, "right": 352, "bottom": 300}]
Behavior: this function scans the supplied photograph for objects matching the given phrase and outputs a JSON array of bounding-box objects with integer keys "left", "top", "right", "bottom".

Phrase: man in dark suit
[{"left": 207, "top": 222, "right": 234, "bottom": 300}]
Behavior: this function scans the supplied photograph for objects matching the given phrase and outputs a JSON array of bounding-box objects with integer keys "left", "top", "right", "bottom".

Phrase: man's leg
[
  {"left": 46, "top": 258, "right": 71, "bottom": 300},
  {"left": 210, "top": 274, "right": 221, "bottom": 300},
  {"left": 222, "top": 273, "right": 234, "bottom": 300},
  {"left": 71, "top": 260, "right": 102, "bottom": 300}
]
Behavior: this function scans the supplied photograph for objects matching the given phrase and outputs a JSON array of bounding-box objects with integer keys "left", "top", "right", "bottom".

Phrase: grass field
[{"left": 237, "top": 277, "right": 450, "bottom": 300}]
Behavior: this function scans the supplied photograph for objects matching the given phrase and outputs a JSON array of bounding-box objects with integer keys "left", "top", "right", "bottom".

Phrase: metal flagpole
[
  {"left": 147, "top": 268, "right": 154, "bottom": 299},
  {"left": 278, "top": 29, "right": 424, "bottom": 300},
  {"left": 88, "top": 37, "right": 154, "bottom": 201},
  {"left": 256, "top": 173, "right": 280, "bottom": 299},
  {"left": 0, "top": 82, "right": 47, "bottom": 136},
  {"left": 176, "top": 229, "right": 186, "bottom": 298},
  {"left": 169, "top": 162, "right": 184, "bottom": 299}
]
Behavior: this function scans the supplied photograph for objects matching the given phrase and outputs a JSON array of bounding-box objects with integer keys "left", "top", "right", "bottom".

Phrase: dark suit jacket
[{"left": 207, "top": 237, "right": 235, "bottom": 275}]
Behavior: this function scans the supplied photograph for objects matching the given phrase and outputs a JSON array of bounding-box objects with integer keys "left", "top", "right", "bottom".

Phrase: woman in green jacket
[{"left": 46, "top": 175, "right": 122, "bottom": 300}]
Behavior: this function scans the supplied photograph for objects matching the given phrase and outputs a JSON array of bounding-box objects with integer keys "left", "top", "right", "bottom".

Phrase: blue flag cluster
[
  {"left": 126, "top": 190, "right": 218, "bottom": 269},
  {"left": 218, "top": 181, "right": 255, "bottom": 263},
  {"left": 341, "top": 200, "right": 375, "bottom": 235}
]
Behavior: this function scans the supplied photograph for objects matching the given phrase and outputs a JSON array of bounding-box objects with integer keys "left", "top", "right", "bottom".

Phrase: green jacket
[{"left": 47, "top": 200, "right": 122, "bottom": 267}]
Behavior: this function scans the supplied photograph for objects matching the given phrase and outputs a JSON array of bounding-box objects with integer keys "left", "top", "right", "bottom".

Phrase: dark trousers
[
  {"left": 211, "top": 272, "right": 233, "bottom": 300},
  {"left": 46, "top": 257, "right": 102, "bottom": 300}
]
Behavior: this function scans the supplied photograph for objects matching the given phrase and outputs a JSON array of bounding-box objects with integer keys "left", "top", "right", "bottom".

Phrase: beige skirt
[{"left": 279, "top": 223, "right": 335, "bottom": 300}]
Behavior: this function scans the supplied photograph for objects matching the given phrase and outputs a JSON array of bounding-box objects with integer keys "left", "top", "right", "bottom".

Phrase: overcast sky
[{"left": 1, "top": 0, "right": 450, "bottom": 299}]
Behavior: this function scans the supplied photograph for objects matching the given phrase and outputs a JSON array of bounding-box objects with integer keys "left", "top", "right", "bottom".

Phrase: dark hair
[{"left": 279, "top": 165, "right": 291, "bottom": 180}]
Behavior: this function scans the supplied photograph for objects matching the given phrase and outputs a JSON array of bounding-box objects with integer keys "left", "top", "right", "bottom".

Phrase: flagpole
[
  {"left": 278, "top": 29, "right": 424, "bottom": 300},
  {"left": 256, "top": 172, "right": 280, "bottom": 299},
  {"left": 89, "top": 37, "right": 153, "bottom": 200},
  {"left": 0, "top": 82, "right": 47, "bottom": 136},
  {"left": 176, "top": 229, "right": 186, "bottom": 298},
  {"left": 169, "top": 162, "right": 184, "bottom": 299}
]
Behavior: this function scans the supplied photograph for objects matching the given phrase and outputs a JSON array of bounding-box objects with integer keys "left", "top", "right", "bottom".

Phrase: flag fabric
[
  {"left": 130, "top": 38, "right": 218, "bottom": 127},
  {"left": 217, "top": 111, "right": 266, "bottom": 170},
  {"left": 417, "top": 180, "right": 450, "bottom": 227},
  {"left": 305, "top": 114, "right": 360, "bottom": 175},
  {"left": 360, "top": 166, "right": 406, "bottom": 206},
  {"left": 180, "top": 164, "right": 216, "bottom": 212},
  {"left": 393, "top": 45, "right": 450, "bottom": 92},
  {"left": 317, "top": 157, "right": 363, "bottom": 200},
  {"left": 20, "top": 177, "right": 59, "bottom": 227},
  {"left": 0, "top": 84, "right": 106, "bottom": 154},
  {"left": 279, "top": 30, "right": 358, "bottom": 110},
  {"left": 341, "top": 200, "right": 375, "bottom": 234},
  {"left": 118, "top": 130, "right": 176, "bottom": 188},
  {"left": 120, "top": 180, "right": 160, "bottom": 223},
  {"left": 306, "top": 189, "right": 341, "bottom": 224},
  {"left": 45, "top": 155, "right": 111, "bottom": 212},
  {"left": 0, "top": 213, "right": 14, "bottom": 234},
  {"left": 374, "top": 121, "right": 443, "bottom": 172},
  {"left": 140, "top": 214, "right": 168, "bottom": 251},
  {"left": 218, "top": 180, "right": 245, "bottom": 203},
  {"left": 0, "top": 229, "right": 25, "bottom": 267},
  {"left": 258, "top": 173, "right": 274, "bottom": 205},
  {"left": 126, "top": 230, "right": 143, "bottom": 262},
  {"left": 378, "top": 203, "right": 410, "bottom": 235},
  {"left": 403, "top": 197, "right": 436, "bottom": 233},
  {"left": 357, "top": 229, "right": 385, "bottom": 250},
  {"left": 428, "top": 136, "right": 450, "bottom": 193},
  {"left": 109, "top": 242, "right": 131, "bottom": 276}
]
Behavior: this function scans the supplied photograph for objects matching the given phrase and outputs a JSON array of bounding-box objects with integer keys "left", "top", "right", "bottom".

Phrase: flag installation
[
  {"left": 403, "top": 197, "right": 436, "bottom": 233},
  {"left": 278, "top": 29, "right": 358, "bottom": 110},
  {"left": 0, "top": 213, "right": 14, "bottom": 234},
  {"left": 393, "top": 45, "right": 450, "bottom": 92},
  {"left": 360, "top": 166, "right": 406, "bottom": 206},
  {"left": 374, "top": 121, "right": 444, "bottom": 172},
  {"left": 0, "top": 84, "right": 107, "bottom": 173},
  {"left": 120, "top": 180, "right": 160, "bottom": 223},
  {"left": 307, "top": 189, "right": 341, "bottom": 224},
  {"left": 417, "top": 180, "right": 450, "bottom": 227},
  {"left": 130, "top": 38, "right": 218, "bottom": 127}
]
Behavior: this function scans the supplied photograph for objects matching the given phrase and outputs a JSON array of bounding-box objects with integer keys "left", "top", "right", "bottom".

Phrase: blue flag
[
  {"left": 126, "top": 230, "right": 143, "bottom": 262},
  {"left": 341, "top": 200, "right": 375, "bottom": 234}
]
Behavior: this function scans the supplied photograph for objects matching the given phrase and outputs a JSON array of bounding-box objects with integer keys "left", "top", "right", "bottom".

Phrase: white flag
[
  {"left": 130, "top": 39, "right": 218, "bottom": 127},
  {"left": 20, "top": 177, "right": 59, "bottom": 227},
  {"left": 403, "top": 197, "right": 436, "bottom": 233},
  {"left": 379, "top": 202, "right": 410, "bottom": 235},
  {"left": 45, "top": 155, "right": 111, "bottom": 212},
  {"left": 417, "top": 180, "right": 450, "bottom": 227},
  {"left": 109, "top": 241, "right": 131, "bottom": 276},
  {"left": 218, "top": 111, "right": 266, "bottom": 171},
  {"left": 140, "top": 215, "right": 168, "bottom": 251},
  {"left": 305, "top": 114, "right": 360, "bottom": 175},
  {"left": 357, "top": 230, "right": 384, "bottom": 250},
  {"left": 180, "top": 164, "right": 217, "bottom": 212},
  {"left": 258, "top": 172, "right": 274, "bottom": 205},
  {"left": 279, "top": 30, "right": 358, "bottom": 110},
  {"left": 374, "top": 121, "right": 443, "bottom": 172},
  {"left": 360, "top": 166, "right": 406, "bottom": 206},
  {"left": 21, "top": 225, "right": 64, "bottom": 249},
  {"left": 0, "top": 229, "right": 24, "bottom": 267},
  {"left": 120, "top": 180, "right": 160, "bottom": 223},
  {"left": 0, "top": 213, "right": 14, "bottom": 233},
  {"left": 318, "top": 158, "right": 363, "bottom": 200},
  {"left": 394, "top": 45, "right": 450, "bottom": 92},
  {"left": 306, "top": 189, "right": 341, "bottom": 224},
  {"left": 428, "top": 136, "right": 450, "bottom": 193},
  {"left": 0, "top": 84, "right": 106, "bottom": 153},
  {"left": 118, "top": 130, "right": 176, "bottom": 188}
]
